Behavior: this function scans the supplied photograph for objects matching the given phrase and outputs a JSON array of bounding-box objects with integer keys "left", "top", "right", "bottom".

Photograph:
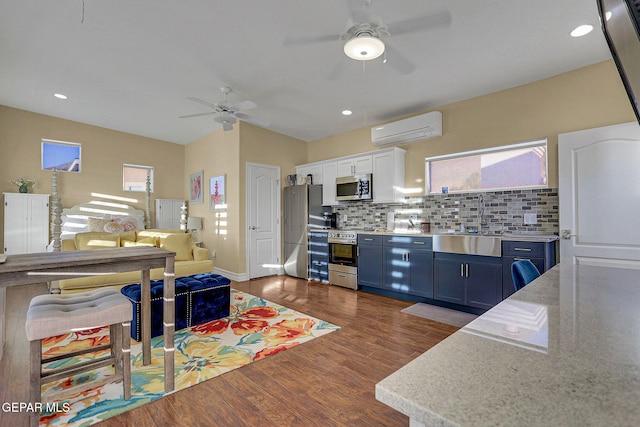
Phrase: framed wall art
[
  {"left": 41, "top": 139, "right": 81, "bottom": 173},
  {"left": 189, "top": 170, "right": 203, "bottom": 204},
  {"left": 209, "top": 174, "right": 226, "bottom": 210}
]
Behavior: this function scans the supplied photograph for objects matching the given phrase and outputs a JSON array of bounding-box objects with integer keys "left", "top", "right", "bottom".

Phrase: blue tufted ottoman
[{"left": 121, "top": 273, "right": 231, "bottom": 341}]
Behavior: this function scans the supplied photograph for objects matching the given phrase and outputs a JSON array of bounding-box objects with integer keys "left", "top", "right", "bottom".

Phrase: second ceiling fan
[{"left": 179, "top": 86, "right": 269, "bottom": 131}]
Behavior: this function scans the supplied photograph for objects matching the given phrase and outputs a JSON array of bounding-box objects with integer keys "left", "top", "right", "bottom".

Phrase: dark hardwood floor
[{"left": 0, "top": 276, "right": 457, "bottom": 426}]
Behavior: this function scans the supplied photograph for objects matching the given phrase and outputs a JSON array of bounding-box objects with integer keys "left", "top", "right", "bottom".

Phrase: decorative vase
[{"left": 19, "top": 185, "right": 28, "bottom": 193}]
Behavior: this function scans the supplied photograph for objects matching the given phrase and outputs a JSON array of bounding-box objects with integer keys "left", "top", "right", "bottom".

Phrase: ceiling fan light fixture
[{"left": 343, "top": 35, "right": 385, "bottom": 60}]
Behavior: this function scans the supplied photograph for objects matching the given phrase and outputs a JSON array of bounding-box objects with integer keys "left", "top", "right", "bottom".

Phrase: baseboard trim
[{"left": 213, "top": 267, "right": 249, "bottom": 283}]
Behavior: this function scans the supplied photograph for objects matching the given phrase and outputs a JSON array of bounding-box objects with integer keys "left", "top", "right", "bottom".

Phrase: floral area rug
[{"left": 38, "top": 289, "right": 340, "bottom": 426}]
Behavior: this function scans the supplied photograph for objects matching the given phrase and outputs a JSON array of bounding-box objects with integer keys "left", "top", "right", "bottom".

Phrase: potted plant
[{"left": 10, "top": 178, "right": 36, "bottom": 193}]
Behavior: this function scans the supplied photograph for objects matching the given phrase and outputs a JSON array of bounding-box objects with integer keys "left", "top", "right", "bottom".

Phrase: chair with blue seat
[{"left": 511, "top": 259, "right": 541, "bottom": 291}]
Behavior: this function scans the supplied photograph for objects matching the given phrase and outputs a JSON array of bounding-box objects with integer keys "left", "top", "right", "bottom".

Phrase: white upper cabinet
[
  {"left": 372, "top": 147, "right": 406, "bottom": 203},
  {"left": 295, "top": 147, "right": 404, "bottom": 206},
  {"left": 321, "top": 161, "right": 338, "bottom": 206},
  {"left": 295, "top": 161, "right": 323, "bottom": 185},
  {"left": 337, "top": 154, "right": 372, "bottom": 177}
]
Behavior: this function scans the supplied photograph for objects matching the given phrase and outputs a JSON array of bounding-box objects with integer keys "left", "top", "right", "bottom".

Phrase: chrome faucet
[{"left": 478, "top": 193, "right": 487, "bottom": 233}]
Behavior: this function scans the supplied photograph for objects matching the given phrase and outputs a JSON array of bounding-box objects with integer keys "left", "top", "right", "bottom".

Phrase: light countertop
[
  {"left": 375, "top": 263, "right": 640, "bottom": 426},
  {"left": 354, "top": 229, "right": 558, "bottom": 243}
]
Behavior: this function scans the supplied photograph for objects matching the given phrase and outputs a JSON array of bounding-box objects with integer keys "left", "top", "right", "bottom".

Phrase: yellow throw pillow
[
  {"left": 119, "top": 231, "right": 137, "bottom": 243},
  {"left": 160, "top": 233, "right": 194, "bottom": 261},
  {"left": 122, "top": 238, "right": 155, "bottom": 247},
  {"left": 75, "top": 232, "right": 119, "bottom": 250}
]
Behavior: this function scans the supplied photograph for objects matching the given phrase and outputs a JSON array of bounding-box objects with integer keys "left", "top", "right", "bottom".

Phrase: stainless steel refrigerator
[{"left": 284, "top": 184, "right": 324, "bottom": 279}]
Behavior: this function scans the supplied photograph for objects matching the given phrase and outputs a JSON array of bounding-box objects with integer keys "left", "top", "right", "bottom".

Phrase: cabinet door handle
[
  {"left": 514, "top": 257, "right": 531, "bottom": 261},
  {"left": 514, "top": 247, "right": 532, "bottom": 252},
  {"left": 460, "top": 264, "right": 465, "bottom": 277},
  {"left": 412, "top": 241, "right": 425, "bottom": 245},
  {"left": 406, "top": 251, "right": 410, "bottom": 262},
  {"left": 465, "top": 264, "right": 469, "bottom": 277},
  {"left": 363, "top": 238, "right": 374, "bottom": 241}
]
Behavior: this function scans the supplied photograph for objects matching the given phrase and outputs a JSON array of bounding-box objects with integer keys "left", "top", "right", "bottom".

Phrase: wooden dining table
[{"left": 0, "top": 246, "right": 176, "bottom": 393}]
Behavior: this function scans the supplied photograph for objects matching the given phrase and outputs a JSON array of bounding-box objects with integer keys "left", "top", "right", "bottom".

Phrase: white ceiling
[{"left": 0, "top": 0, "right": 612, "bottom": 145}]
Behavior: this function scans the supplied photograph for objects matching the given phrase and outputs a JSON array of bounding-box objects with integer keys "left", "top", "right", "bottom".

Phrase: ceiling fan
[
  {"left": 284, "top": 1, "right": 452, "bottom": 75},
  {"left": 179, "top": 86, "right": 269, "bottom": 131}
]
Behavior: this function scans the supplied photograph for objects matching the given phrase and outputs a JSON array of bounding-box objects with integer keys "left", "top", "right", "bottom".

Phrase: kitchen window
[
  {"left": 425, "top": 139, "right": 547, "bottom": 194},
  {"left": 123, "top": 164, "right": 154, "bottom": 192}
]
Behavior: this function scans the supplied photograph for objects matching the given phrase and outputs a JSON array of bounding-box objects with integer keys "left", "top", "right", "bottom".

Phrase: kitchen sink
[{"left": 432, "top": 234, "right": 502, "bottom": 257}]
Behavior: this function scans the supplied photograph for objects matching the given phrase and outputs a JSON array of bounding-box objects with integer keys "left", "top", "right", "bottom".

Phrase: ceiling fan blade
[
  {"left": 283, "top": 34, "right": 339, "bottom": 46},
  {"left": 186, "top": 96, "right": 217, "bottom": 109},
  {"left": 386, "top": 10, "right": 452, "bottom": 37},
  {"left": 235, "top": 112, "right": 270, "bottom": 128},
  {"left": 222, "top": 121, "right": 234, "bottom": 132},
  {"left": 231, "top": 100, "right": 257, "bottom": 111},
  {"left": 384, "top": 44, "right": 415, "bottom": 75},
  {"left": 178, "top": 111, "right": 217, "bottom": 119}
]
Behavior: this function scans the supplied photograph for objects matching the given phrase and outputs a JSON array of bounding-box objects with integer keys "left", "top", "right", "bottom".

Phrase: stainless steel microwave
[{"left": 336, "top": 174, "right": 372, "bottom": 201}]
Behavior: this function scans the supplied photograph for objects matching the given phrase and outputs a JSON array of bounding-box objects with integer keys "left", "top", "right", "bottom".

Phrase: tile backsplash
[{"left": 333, "top": 188, "right": 558, "bottom": 235}]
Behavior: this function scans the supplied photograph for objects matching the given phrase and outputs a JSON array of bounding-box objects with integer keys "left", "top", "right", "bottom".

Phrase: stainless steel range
[{"left": 327, "top": 230, "right": 358, "bottom": 290}]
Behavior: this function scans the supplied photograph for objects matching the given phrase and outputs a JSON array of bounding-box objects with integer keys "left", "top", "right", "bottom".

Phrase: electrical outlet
[
  {"left": 211, "top": 250, "right": 216, "bottom": 258},
  {"left": 343, "top": 214, "right": 348, "bottom": 222},
  {"left": 524, "top": 213, "right": 537, "bottom": 225}
]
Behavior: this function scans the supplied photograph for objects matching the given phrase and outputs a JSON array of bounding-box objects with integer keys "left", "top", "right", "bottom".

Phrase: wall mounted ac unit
[{"left": 371, "top": 111, "right": 442, "bottom": 147}]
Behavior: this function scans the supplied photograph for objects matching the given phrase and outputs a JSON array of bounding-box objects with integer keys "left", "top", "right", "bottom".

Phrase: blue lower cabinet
[
  {"left": 434, "top": 253, "right": 502, "bottom": 310},
  {"left": 358, "top": 234, "right": 384, "bottom": 288},
  {"left": 502, "top": 240, "right": 556, "bottom": 298},
  {"left": 433, "top": 256, "right": 466, "bottom": 305},
  {"left": 382, "top": 236, "right": 434, "bottom": 298},
  {"left": 309, "top": 232, "right": 329, "bottom": 283},
  {"left": 358, "top": 243, "right": 384, "bottom": 288}
]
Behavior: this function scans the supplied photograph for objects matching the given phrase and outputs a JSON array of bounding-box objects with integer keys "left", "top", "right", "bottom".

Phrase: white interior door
[
  {"left": 558, "top": 121, "right": 640, "bottom": 268},
  {"left": 246, "top": 162, "right": 281, "bottom": 278}
]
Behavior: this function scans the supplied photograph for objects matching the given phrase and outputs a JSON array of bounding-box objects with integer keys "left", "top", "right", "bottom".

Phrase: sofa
[{"left": 52, "top": 229, "right": 214, "bottom": 294}]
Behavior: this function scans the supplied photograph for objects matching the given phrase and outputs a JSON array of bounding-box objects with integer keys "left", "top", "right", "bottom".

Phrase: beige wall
[
  {"left": 2, "top": 60, "right": 635, "bottom": 278},
  {"left": 0, "top": 106, "right": 184, "bottom": 242},
  {"left": 184, "top": 122, "right": 306, "bottom": 275},
  {"left": 238, "top": 122, "right": 308, "bottom": 272},
  {"left": 184, "top": 127, "right": 242, "bottom": 274},
  {"left": 307, "top": 60, "right": 636, "bottom": 192}
]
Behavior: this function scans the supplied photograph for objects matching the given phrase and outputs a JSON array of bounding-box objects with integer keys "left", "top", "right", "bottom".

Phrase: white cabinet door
[
  {"left": 354, "top": 155, "right": 373, "bottom": 174},
  {"left": 337, "top": 159, "right": 355, "bottom": 177},
  {"left": 373, "top": 148, "right": 406, "bottom": 203},
  {"left": 155, "top": 199, "right": 184, "bottom": 229},
  {"left": 322, "top": 161, "right": 338, "bottom": 206},
  {"left": 337, "top": 155, "right": 372, "bottom": 177},
  {"left": 4, "top": 193, "right": 50, "bottom": 254},
  {"left": 295, "top": 162, "right": 323, "bottom": 185}
]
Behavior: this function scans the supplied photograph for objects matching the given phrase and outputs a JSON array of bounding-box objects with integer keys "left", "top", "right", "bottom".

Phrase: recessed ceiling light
[
  {"left": 342, "top": 110, "right": 353, "bottom": 116},
  {"left": 570, "top": 24, "right": 593, "bottom": 37},
  {"left": 54, "top": 93, "right": 68, "bottom": 99}
]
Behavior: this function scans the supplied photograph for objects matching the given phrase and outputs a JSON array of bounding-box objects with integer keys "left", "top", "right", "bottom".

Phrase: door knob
[
  {"left": 561, "top": 229, "right": 573, "bottom": 239},
  {"left": 249, "top": 225, "right": 258, "bottom": 230}
]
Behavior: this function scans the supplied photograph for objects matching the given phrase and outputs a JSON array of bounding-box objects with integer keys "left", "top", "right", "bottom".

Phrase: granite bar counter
[{"left": 376, "top": 263, "right": 640, "bottom": 426}]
